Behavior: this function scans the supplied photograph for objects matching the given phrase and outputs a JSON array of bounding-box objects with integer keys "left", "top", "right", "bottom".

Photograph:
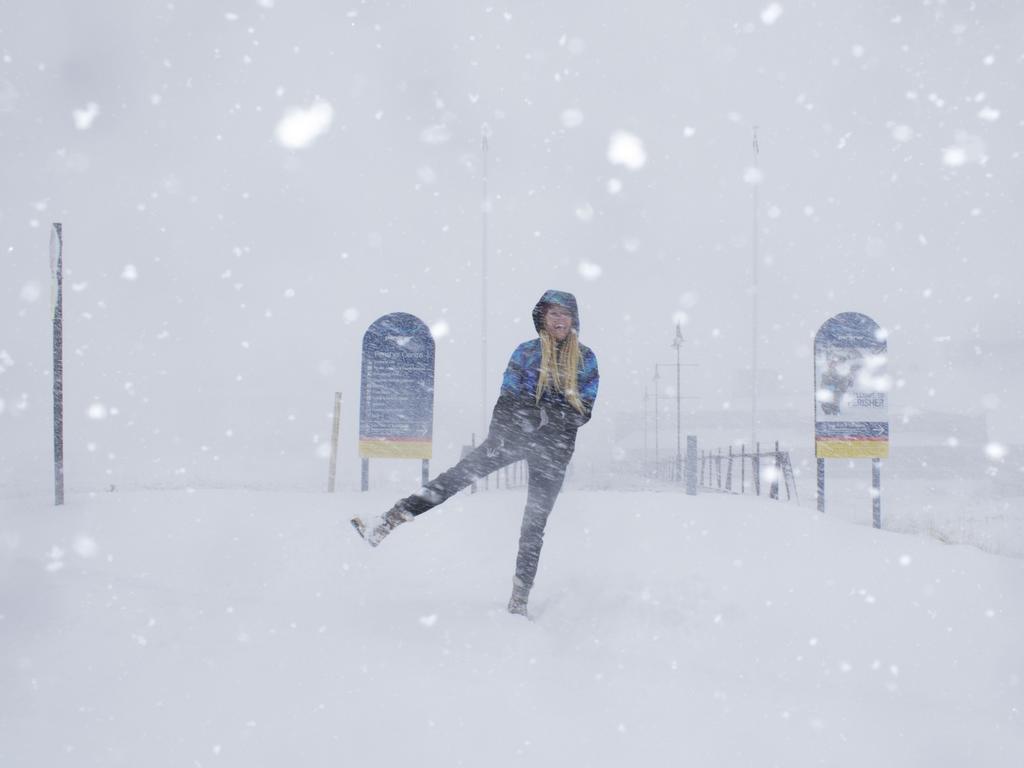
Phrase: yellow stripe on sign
[
  {"left": 816, "top": 441, "right": 889, "bottom": 459},
  {"left": 359, "top": 440, "right": 433, "bottom": 459}
]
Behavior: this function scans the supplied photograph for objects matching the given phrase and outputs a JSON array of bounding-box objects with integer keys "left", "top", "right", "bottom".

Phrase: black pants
[{"left": 400, "top": 430, "right": 576, "bottom": 592}]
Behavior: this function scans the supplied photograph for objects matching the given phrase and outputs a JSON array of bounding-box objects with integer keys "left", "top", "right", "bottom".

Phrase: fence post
[
  {"left": 716, "top": 448, "right": 723, "bottom": 490},
  {"left": 754, "top": 442, "right": 761, "bottom": 496},
  {"left": 770, "top": 440, "right": 780, "bottom": 500},
  {"left": 740, "top": 444, "right": 746, "bottom": 494},
  {"left": 327, "top": 391, "right": 342, "bottom": 493},
  {"left": 470, "top": 433, "right": 477, "bottom": 494},
  {"left": 726, "top": 447, "right": 734, "bottom": 492}
]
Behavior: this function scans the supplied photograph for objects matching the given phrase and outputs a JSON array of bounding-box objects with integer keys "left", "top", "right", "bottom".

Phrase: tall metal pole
[
  {"left": 50, "top": 223, "right": 64, "bottom": 506},
  {"left": 652, "top": 366, "right": 660, "bottom": 477},
  {"left": 751, "top": 126, "right": 760, "bottom": 453},
  {"left": 673, "top": 323, "right": 684, "bottom": 481},
  {"left": 642, "top": 385, "right": 649, "bottom": 473},
  {"left": 480, "top": 129, "right": 491, "bottom": 490},
  {"left": 481, "top": 129, "right": 490, "bottom": 440}
]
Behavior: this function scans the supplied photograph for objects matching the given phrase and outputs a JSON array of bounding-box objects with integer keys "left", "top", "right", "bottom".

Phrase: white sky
[{"left": 2, "top": 1, "right": 1023, "bottom": 493}]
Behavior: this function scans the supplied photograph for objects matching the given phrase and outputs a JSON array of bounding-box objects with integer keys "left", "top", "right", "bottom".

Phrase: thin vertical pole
[
  {"left": 327, "top": 391, "right": 342, "bottom": 492},
  {"left": 481, "top": 130, "right": 490, "bottom": 447},
  {"left": 754, "top": 441, "right": 761, "bottom": 496},
  {"left": 872, "top": 458, "right": 881, "bottom": 529},
  {"left": 643, "top": 386, "right": 648, "bottom": 475},
  {"left": 50, "top": 223, "right": 64, "bottom": 506},
  {"left": 816, "top": 458, "right": 825, "bottom": 513},
  {"left": 422, "top": 458, "right": 429, "bottom": 487},
  {"left": 726, "top": 447, "right": 734, "bottom": 492},
  {"left": 770, "top": 440, "right": 780, "bottom": 500},
  {"left": 672, "top": 325, "right": 684, "bottom": 481},
  {"left": 751, "top": 126, "right": 760, "bottom": 455},
  {"left": 361, "top": 458, "right": 369, "bottom": 492},
  {"left": 470, "top": 432, "right": 478, "bottom": 494},
  {"left": 740, "top": 444, "right": 746, "bottom": 494},
  {"left": 652, "top": 367, "right": 660, "bottom": 478}
]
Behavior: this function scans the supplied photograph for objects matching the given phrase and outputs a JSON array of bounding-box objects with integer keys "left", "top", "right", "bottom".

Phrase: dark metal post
[
  {"left": 872, "top": 458, "right": 881, "bottom": 529},
  {"left": 50, "top": 223, "right": 64, "bottom": 506},
  {"left": 816, "top": 458, "right": 825, "bottom": 513}
]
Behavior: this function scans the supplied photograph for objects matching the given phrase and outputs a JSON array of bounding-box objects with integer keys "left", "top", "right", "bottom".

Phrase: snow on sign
[
  {"left": 813, "top": 312, "right": 889, "bottom": 459},
  {"left": 358, "top": 313, "right": 435, "bottom": 459}
]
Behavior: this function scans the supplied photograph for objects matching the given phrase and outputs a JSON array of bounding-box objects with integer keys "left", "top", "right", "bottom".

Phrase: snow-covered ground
[{"left": 2, "top": 487, "right": 1021, "bottom": 767}]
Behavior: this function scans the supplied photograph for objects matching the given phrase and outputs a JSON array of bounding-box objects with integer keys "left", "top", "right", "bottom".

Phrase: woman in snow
[{"left": 351, "top": 289, "right": 600, "bottom": 617}]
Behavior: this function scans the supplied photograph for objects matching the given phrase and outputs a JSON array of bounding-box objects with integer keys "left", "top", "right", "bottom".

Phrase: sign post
[
  {"left": 813, "top": 312, "right": 889, "bottom": 528},
  {"left": 685, "top": 435, "right": 697, "bottom": 496},
  {"left": 358, "top": 313, "right": 435, "bottom": 491},
  {"left": 50, "top": 223, "right": 65, "bottom": 506}
]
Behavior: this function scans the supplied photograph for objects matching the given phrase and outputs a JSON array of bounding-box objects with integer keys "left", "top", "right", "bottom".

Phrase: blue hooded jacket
[{"left": 489, "top": 290, "right": 599, "bottom": 439}]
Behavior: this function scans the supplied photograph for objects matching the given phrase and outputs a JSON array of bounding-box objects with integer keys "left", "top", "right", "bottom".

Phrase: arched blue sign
[
  {"left": 813, "top": 312, "right": 889, "bottom": 458},
  {"left": 359, "top": 313, "right": 435, "bottom": 459}
]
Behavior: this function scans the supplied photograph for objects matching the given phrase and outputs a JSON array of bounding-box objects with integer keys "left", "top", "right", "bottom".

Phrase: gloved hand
[
  {"left": 539, "top": 399, "right": 591, "bottom": 430},
  {"left": 510, "top": 402, "right": 543, "bottom": 433},
  {"left": 488, "top": 393, "right": 543, "bottom": 440}
]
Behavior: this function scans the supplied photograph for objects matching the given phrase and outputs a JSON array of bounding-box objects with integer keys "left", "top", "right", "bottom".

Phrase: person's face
[{"left": 544, "top": 305, "right": 573, "bottom": 342}]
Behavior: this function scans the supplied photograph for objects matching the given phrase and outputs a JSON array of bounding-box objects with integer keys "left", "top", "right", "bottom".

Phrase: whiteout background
[
  {"left": 3, "top": 2, "right": 1023, "bottom": 505},
  {"left": 1, "top": 3, "right": 1023, "bottom": 764}
]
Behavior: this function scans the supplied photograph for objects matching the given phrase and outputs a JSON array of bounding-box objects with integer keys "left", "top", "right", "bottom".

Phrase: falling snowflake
[
  {"left": 275, "top": 100, "right": 334, "bottom": 149},
  {"left": 73, "top": 102, "right": 100, "bottom": 130},
  {"left": 760, "top": 3, "right": 784, "bottom": 25},
  {"left": 607, "top": 131, "right": 647, "bottom": 170}
]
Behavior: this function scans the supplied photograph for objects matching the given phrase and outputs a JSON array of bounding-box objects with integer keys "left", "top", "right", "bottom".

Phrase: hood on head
[{"left": 532, "top": 289, "right": 580, "bottom": 334}]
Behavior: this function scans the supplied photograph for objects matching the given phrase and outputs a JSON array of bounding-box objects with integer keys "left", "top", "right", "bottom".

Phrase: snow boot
[
  {"left": 507, "top": 578, "right": 530, "bottom": 617},
  {"left": 350, "top": 502, "right": 413, "bottom": 547}
]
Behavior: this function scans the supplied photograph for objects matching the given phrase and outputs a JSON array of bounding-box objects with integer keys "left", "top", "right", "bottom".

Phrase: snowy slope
[{"left": 2, "top": 488, "right": 1022, "bottom": 767}]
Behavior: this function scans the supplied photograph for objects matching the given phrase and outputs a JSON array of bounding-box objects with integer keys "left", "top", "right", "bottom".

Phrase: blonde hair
[{"left": 536, "top": 329, "right": 585, "bottom": 414}]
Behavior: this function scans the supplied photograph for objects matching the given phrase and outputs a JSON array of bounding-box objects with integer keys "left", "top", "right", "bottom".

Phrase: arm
[{"left": 488, "top": 346, "right": 543, "bottom": 439}]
